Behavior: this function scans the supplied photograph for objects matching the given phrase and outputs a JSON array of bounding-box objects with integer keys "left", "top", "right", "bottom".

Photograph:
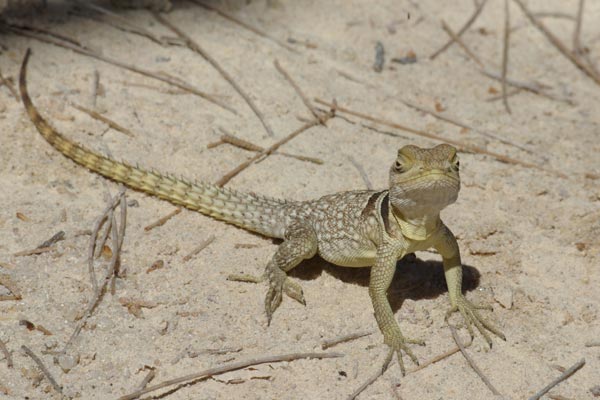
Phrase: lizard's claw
[
  {"left": 382, "top": 333, "right": 425, "bottom": 376},
  {"left": 265, "top": 268, "right": 306, "bottom": 325},
  {"left": 445, "top": 296, "right": 506, "bottom": 347}
]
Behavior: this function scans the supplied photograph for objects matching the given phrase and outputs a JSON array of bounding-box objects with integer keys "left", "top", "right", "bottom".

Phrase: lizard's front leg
[
  {"left": 229, "top": 223, "right": 317, "bottom": 324},
  {"left": 370, "top": 244, "right": 425, "bottom": 375},
  {"left": 434, "top": 225, "right": 506, "bottom": 345}
]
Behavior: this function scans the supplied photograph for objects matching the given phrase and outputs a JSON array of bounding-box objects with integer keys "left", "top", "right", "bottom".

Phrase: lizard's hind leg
[{"left": 228, "top": 223, "right": 318, "bottom": 324}]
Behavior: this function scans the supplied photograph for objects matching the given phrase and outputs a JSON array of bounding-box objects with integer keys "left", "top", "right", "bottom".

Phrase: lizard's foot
[
  {"left": 445, "top": 295, "right": 506, "bottom": 346},
  {"left": 264, "top": 268, "right": 305, "bottom": 324},
  {"left": 382, "top": 331, "right": 425, "bottom": 376}
]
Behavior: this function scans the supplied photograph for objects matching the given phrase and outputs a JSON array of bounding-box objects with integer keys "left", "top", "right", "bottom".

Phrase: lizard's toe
[{"left": 283, "top": 279, "right": 305, "bottom": 305}]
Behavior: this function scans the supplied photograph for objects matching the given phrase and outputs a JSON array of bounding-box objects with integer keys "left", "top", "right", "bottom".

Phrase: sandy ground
[{"left": 0, "top": 0, "right": 599, "bottom": 399}]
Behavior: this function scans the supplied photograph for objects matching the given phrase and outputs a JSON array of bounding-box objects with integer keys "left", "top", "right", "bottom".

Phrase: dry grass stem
[
  {"left": 450, "top": 325, "right": 501, "bottom": 396},
  {"left": 13, "top": 246, "right": 54, "bottom": 257},
  {"left": 144, "top": 207, "right": 182, "bottom": 231},
  {"left": 70, "top": 103, "right": 136, "bottom": 137},
  {"left": 216, "top": 110, "right": 334, "bottom": 187},
  {"left": 37, "top": 231, "right": 66, "bottom": 249},
  {"left": 0, "top": 274, "right": 22, "bottom": 301},
  {"left": 4, "top": 24, "right": 236, "bottom": 113},
  {"left": 118, "top": 352, "right": 343, "bottom": 400},
  {"left": 21, "top": 345, "right": 67, "bottom": 399},
  {"left": 347, "top": 157, "right": 374, "bottom": 190},
  {"left": 274, "top": 59, "right": 324, "bottom": 123},
  {"left": 314, "top": 98, "right": 567, "bottom": 179},
  {"left": 513, "top": 0, "right": 600, "bottom": 86},
  {"left": 528, "top": 358, "right": 585, "bottom": 400},
  {"left": 441, "top": 20, "right": 484, "bottom": 67},
  {"left": 0, "top": 68, "right": 19, "bottom": 101},
  {"left": 573, "top": 0, "right": 585, "bottom": 53},
  {"left": 153, "top": 12, "right": 275, "bottom": 137},
  {"left": 501, "top": 0, "right": 512, "bottom": 114},
  {"left": 190, "top": 0, "right": 298, "bottom": 53},
  {"left": 321, "top": 330, "right": 373, "bottom": 350},
  {"left": 0, "top": 339, "right": 12, "bottom": 368},
  {"left": 430, "top": 0, "right": 488, "bottom": 60},
  {"left": 182, "top": 234, "right": 216, "bottom": 262}
]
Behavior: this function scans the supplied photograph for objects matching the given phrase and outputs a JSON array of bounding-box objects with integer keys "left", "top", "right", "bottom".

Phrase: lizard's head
[{"left": 388, "top": 144, "right": 460, "bottom": 215}]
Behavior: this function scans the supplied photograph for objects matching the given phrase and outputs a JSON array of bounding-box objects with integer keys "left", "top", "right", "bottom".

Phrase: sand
[{"left": 0, "top": 0, "right": 599, "bottom": 399}]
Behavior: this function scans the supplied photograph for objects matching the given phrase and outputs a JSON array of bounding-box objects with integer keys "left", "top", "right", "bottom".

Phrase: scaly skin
[{"left": 19, "top": 50, "right": 505, "bottom": 374}]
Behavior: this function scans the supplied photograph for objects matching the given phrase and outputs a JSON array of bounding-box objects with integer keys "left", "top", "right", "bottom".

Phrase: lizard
[{"left": 18, "top": 49, "right": 505, "bottom": 374}]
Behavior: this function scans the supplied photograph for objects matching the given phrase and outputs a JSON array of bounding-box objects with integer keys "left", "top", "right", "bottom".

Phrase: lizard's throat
[{"left": 390, "top": 204, "right": 441, "bottom": 241}]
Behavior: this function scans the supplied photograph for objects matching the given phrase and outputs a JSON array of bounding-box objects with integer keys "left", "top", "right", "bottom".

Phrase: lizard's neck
[{"left": 390, "top": 205, "right": 441, "bottom": 241}]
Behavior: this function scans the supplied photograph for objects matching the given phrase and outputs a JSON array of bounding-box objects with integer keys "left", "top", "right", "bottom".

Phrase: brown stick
[
  {"left": 118, "top": 351, "right": 343, "bottom": 400},
  {"left": 13, "top": 246, "right": 54, "bottom": 257},
  {"left": 573, "top": 0, "right": 585, "bottom": 53},
  {"left": 274, "top": 59, "right": 324, "bottom": 123},
  {"left": 182, "top": 234, "right": 216, "bottom": 262},
  {"left": 441, "top": 20, "right": 484, "bottom": 67},
  {"left": 4, "top": 24, "right": 236, "bottom": 114},
  {"left": 501, "top": 0, "right": 512, "bottom": 114},
  {"left": 528, "top": 359, "right": 585, "bottom": 400},
  {"left": 321, "top": 330, "right": 373, "bottom": 350},
  {"left": 0, "top": 340, "right": 12, "bottom": 368},
  {"left": 400, "top": 100, "right": 534, "bottom": 154},
  {"left": 450, "top": 325, "right": 501, "bottom": 396},
  {"left": 216, "top": 110, "right": 334, "bottom": 186},
  {"left": 218, "top": 132, "right": 323, "bottom": 164},
  {"left": 314, "top": 98, "right": 567, "bottom": 179},
  {"left": 153, "top": 12, "right": 275, "bottom": 137},
  {"left": 21, "top": 345, "right": 67, "bottom": 398},
  {"left": 190, "top": 0, "right": 298, "bottom": 53},
  {"left": 0, "top": 68, "right": 19, "bottom": 101},
  {"left": 144, "top": 207, "right": 182, "bottom": 231},
  {"left": 430, "top": 0, "right": 488, "bottom": 60},
  {"left": 70, "top": 103, "right": 135, "bottom": 137},
  {"left": 512, "top": 0, "right": 600, "bottom": 86}
]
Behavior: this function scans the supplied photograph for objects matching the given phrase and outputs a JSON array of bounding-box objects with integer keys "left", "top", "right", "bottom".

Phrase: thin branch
[
  {"left": 528, "top": 359, "right": 586, "bottom": 400},
  {"left": 3, "top": 24, "right": 237, "bottom": 114},
  {"left": 118, "top": 351, "right": 343, "bottom": 400},
  {"left": 0, "top": 339, "right": 12, "bottom": 368},
  {"left": 347, "top": 367, "right": 385, "bottom": 400},
  {"left": 450, "top": 325, "right": 501, "bottom": 396},
  {"left": 70, "top": 102, "right": 136, "bottom": 137},
  {"left": 513, "top": 0, "right": 600, "bottom": 86},
  {"left": 144, "top": 207, "right": 182, "bottom": 231},
  {"left": 216, "top": 131, "right": 323, "bottom": 164},
  {"left": 321, "top": 330, "right": 373, "bottom": 350},
  {"left": 13, "top": 246, "right": 54, "bottom": 257},
  {"left": 573, "top": 0, "right": 585, "bottom": 53},
  {"left": 314, "top": 98, "right": 567, "bottom": 179},
  {"left": 347, "top": 156, "right": 374, "bottom": 190},
  {"left": 216, "top": 110, "right": 334, "bottom": 186},
  {"left": 0, "top": 68, "right": 19, "bottom": 101},
  {"left": 430, "top": 0, "right": 488, "bottom": 60},
  {"left": 399, "top": 100, "right": 535, "bottom": 155},
  {"left": 274, "top": 59, "right": 324, "bottom": 123},
  {"left": 71, "top": 0, "right": 165, "bottom": 45},
  {"left": 501, "top": 0, "right": 512, "bottom": 114},
  {"left": 153, "top": 11, "right": 274, "bottom": 136},
  {"left": 21, "top": 345, "right": 67, "bottom": 399},
  {"left": 190, "top": 0, "right": 298, "bottom": 53},
  {"left": 441, "top": 20, "right": 483, "bottom": 67},
  {"left": 182, "top": 234, "right": 216, "bottom": 262}
]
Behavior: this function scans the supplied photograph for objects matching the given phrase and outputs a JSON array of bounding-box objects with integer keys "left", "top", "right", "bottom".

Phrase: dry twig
[
  {"left": 441, "top": 20, "right": 483, "bottom": 67},
  {"left": 528, "top": 359, "right": 585, "bottom": 400},
  {"left": 450, "top": 325, "right": 501, "bottom": 396},
  {"left": 13, "top": 246, "right": 54, "bottom": 257},
  {"left": 573, "top": 0, "right": 585, "bottom": 54},
  {"left": 0, "top": 340, "right": 12, "bottom": 368},
  {"left": 70, "top": 103, "right": 135, "bottom": 137},
  {"left": 3, "top": 24, "right": 236, "bottom": 113},
  {"left": 182, "top": 234, "right": 216, "bottom": 262},
  {"left": 216, "top": 110, "right": 335, "bottom": 186},
  {"left": 190, "top": 0, "right": 297, "bottom": 53},
  {"left": 0, "top": 68, "right": 19, "bottom": 101},
  {"left": 347, "top": 156, "right": 374, "bottom": 190},
  {"left": 321, "top": 330, "right": 373, "bottom": 350},
  {"left": 118, "top": 351, "right": 342, "bottom": 400},
  {"left": 274, "top": 59, "right": 324, "bottom": 123},
  {"left": 0, "top": 274, "right": 22, "bottom": 301},
  {"left": 314, "top": 98, "right": 567, "bottom": 179},
  {"left": 501, "top": 0, "right": 512, "bottom": 114},
  {"left": 430, "top": 0, "right": 488, "bottom": 60},
  {"left": 21, "top": 345, "right": 67, "bottom": 399},
  {"left": 153, "top": 12, "right": 275, "bottom": 137},
  {"left": 144, "top": 207, "right": 182, "bottom": 231},
  {"left": 513, "top": 0, "right": 600, "bottom": 86}
]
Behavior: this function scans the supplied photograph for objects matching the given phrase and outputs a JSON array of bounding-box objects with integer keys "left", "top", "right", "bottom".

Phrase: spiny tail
[{"left": 19, "top": 49, "right": 288, "bottom": 238}]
